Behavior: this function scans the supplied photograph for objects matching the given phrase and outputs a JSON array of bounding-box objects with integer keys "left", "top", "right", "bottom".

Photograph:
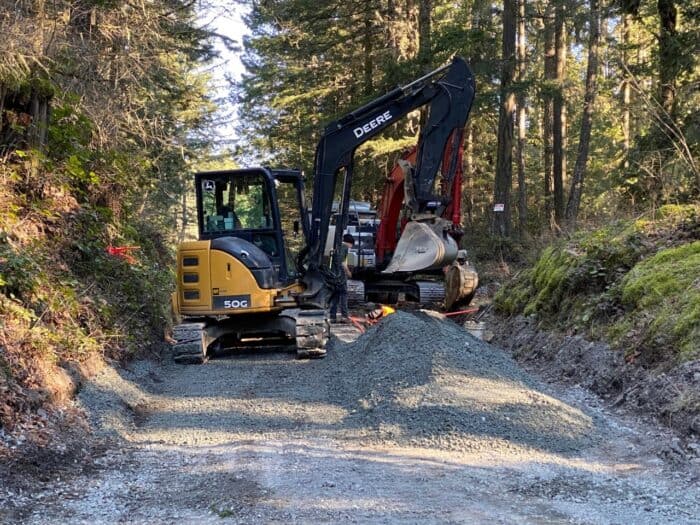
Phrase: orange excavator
[{"left": 366, "top": 140, "right": 479, "bottom": 310}]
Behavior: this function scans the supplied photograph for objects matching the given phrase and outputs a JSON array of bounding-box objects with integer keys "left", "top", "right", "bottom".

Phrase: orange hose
[{"left": 443, "top": 307, "right": 479, "bottom": 317}]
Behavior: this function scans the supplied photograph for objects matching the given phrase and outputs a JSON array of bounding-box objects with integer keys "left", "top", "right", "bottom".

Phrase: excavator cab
[
  {"left": 172, "top": 167, "right": 329, "bottom": 363},
  {"left": 195, "top": 169, "right": 305, "bottom": 283}
]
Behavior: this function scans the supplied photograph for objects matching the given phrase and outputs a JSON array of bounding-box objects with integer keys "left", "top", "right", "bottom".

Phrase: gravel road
[{"left": 2, "top": 311, "right": 699, "bottom": 524}]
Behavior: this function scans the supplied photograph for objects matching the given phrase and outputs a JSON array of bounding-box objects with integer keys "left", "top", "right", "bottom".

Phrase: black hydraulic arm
[{"left": 300, "top": 56, "right": 475, "bottom": 306}]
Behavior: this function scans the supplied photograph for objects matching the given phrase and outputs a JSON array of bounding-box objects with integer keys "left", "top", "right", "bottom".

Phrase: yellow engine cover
[{"left": 175, "top": 240, "right": 281, "bottom": 316}]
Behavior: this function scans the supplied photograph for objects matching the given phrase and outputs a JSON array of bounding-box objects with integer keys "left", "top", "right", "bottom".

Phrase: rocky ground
[
  {"left": 1, "top": 310, "right": 699, "bottom": 524},
  {"left": 490, "top": 313, "right": 700, "bottom": 438}
]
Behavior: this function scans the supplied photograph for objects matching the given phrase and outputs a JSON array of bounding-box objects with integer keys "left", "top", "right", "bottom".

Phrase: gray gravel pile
[
  {"left": 73, "top": 310, "right": 598, "bottom": 457},
  {"left": 327, "top": 310, "right": 597, "bottom": 454}
]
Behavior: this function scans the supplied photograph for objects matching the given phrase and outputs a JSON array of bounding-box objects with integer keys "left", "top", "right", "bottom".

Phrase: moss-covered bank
[{"left": 495, "top": 204, "right": 700, "bottom": 366}]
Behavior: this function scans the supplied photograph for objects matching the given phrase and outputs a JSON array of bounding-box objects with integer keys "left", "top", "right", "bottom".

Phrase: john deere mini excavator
[{"left": 171, "top": 56, "right": 476, "bottom": 363}]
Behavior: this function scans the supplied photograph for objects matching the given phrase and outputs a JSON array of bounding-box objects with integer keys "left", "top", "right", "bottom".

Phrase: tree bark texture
[
  {"left": 543, "top": 13, "right": 555, "bottom": 226},
  {"left": 621, "top": 13, "right": 631, "bottom": 170},
  {"left": 464, "top": 122, "right": 474, "bottom": 225},
  {"left": 1, "top": 84, "right": 51, "bottom": 153},
  {"left": 363, "top": 3, "right": 374, "bottom": 96},
  {"left": 657, "top": 0, "right": 677, "bottom": 117},
  {"left": 552, "top": 2, "right": 567, "bottom": 227},
  {"left": 418, "top": 0, "right": 432, "bottom": 72},
  {"left": 516, "top": 0, "right": 527, "bottom": 236},
  {"left": 565, "top": 0, "right": 600, "bottom": 227},
  {"left": 0, "top": 85, "right": 6, "bottom": 136},
  {"left": 386, "top": 0, "right": 400, "bottom": 59},
  {"left": 493, "top": 0, "right": 517, "bottom": 237}
]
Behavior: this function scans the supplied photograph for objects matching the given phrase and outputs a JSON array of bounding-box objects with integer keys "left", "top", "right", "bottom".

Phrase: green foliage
[
  {"left": 0, "top": 198, "right": 177, "bottom": 363},
  {"left": 209, "top": 504, "right": 235, "bottom": 518},
  {"left": 656, "top": 203, "right": 700, "bottom": 222},
  {"left": 494, "top": 222, "right": 646, "bottom": 319},
  {"left": 0, "top": 0, "right": 219, "bottom": 425},
  {"left": 236, "top": 0, "right": 699, "bottom": 234},
  {"left": 48, "top": 97, "right": 93, "bottom": 160},
  {"left": 0, "top": 242, "right": 42, "bottom": 301},
  {"left": 65, "top": 155, "right": 100, "bottom": 189},
  {"left": 524, "top": 247, "right": 577, "bottom": 316},
  {"left": 495, "top": 204, "right": 700, "bottom": 363},
  {"left": 238, "top": 0, "right": 468, "bottom": 195}
]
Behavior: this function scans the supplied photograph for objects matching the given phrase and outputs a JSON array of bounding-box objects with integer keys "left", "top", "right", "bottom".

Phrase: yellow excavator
[
  {"left": 170, "top": 168, "right": 329, "bottom": 362},
  {"left": 171, "top": 57, "right": 477, "bottom": 363}
]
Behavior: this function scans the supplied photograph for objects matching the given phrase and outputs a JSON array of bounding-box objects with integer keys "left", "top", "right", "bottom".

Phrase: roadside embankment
[
  {"left": 491, "top": 315, "right": 700, "bottom": 438},
  {"left": 492, "top": 204, "right": 700, "bottom": 437},
  {"left": 1, "top": 188, "right": 173, "bottom": 456}
]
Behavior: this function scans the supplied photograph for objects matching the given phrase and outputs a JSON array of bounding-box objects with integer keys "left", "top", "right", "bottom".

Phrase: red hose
[{"left": 443, "top": 307, "right": 479, "bottom": 317}]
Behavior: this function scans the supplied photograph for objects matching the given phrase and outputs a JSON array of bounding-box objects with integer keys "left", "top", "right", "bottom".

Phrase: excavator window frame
[{"left": 194, "top": 167, "right": 307, "bottom": 284}]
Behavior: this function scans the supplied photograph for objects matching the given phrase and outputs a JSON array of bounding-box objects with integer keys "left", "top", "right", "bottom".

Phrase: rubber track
[
  {"left": 295, "top": 310, "right": 330, "bottom": 359},
  {"left": 172, "top": 322, "right": 208, "bottom": 364},
  {"left": 416, "top": 281, "right": 445, "bottom": 305}
]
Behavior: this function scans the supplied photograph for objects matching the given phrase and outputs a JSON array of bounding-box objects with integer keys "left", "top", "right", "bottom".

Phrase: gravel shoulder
[{"left": 1, "top": 311, "right": 699, "bottom": 524}]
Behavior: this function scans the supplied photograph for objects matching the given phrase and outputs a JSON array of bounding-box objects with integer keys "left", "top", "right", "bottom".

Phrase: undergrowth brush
[{"left": 0, "top": 189, "right": 174, "bottom": 434}]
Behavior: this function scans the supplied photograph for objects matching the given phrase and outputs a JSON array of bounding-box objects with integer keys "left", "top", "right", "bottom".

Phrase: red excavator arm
[
  {"left": 299, "top": 56, "right": 475, "bottom": 308},
  {"left": 375, "top": 147, "right": 416, "bottom": 267},
  {"left": 375, "top": 133, "right": 464, "bottom": 270}
]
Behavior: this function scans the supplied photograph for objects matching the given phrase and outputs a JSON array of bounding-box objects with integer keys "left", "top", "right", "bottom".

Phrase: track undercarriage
[
  {"left": 347, "top": 257, "right": 477, "bottom": 309},
  {"left": 172, "top": 308, "right": 329, "bottom": 364}
]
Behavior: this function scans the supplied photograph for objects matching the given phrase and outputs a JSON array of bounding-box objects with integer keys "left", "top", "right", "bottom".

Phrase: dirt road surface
[{"left": 1, "top": 311, "right": 699, "bottom": 524}]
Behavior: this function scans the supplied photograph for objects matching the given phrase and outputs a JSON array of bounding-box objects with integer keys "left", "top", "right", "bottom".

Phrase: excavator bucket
[{"left": 382, "top": 221, "right": 458, "bottom": 274}]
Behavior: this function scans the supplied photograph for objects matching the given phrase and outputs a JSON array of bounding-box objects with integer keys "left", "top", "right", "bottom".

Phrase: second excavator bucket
[
  {"left": 382, "top": 221, "right": 459, "bottom": 274},
  {"left": 444, "top": 257, "right": 479, "bottom": 310}
]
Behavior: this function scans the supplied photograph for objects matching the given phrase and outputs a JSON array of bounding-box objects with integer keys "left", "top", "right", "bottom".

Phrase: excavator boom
[{"left": 300, "top": 56, "right": 476, "bottom": 308}]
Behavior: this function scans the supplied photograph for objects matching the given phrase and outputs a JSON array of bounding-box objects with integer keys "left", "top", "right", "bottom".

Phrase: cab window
[
  {"left": 201, "top": 174, "right": 272, "bottom": 233},
  {"left": 275, "top": 179, "right": 305, "bottom": 277}
]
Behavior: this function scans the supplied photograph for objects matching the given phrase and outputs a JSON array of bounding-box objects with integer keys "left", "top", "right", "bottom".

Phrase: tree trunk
[
  {"left": 464, "top": 122, "right": 474, "bottom": 226},
  {"left": 363, "top": 3, "right": 374, "bottom": 96},
  {"left": 27, "top": 91, "right": 45, "bottom": 149},
  {"left": 565, "top": 0, "right": 600, "bottom": 227},
  {"left": 386, "top": 0, "right": 400, "bottom": 59},
  {"left": 543, "top": 13, "right": 555, "bottom": 227},
  {"left": 600, "top": 16, "right": 608, "bottom": 80},
  {"left": 552, "top": 2, "right": 567, "bottom": 228},
  {"left": 493, "top": 0, "right": 517, "bottom": 237},
  {"left": 657, "top": 0, "right": 677, "bottom": 118},
  {"left": 0, "top": 85, "right": 6, "bottom": 136},
  {"left": 38, "top": 98, "right": 49, "bottom": 149},
  {"left": 516, "top": 0, "right": 527, "bottom": 237},
  {"left": 621, "top": 13, "right": 631, "bottom": 170},
  {"left": 417, "top": 0, "right": 432, "bottom": 127},
  {"left": 417, "top": 0, "right": 432, "bottom": 72}
]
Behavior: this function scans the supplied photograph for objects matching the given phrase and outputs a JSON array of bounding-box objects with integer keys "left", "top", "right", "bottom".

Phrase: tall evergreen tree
[
  {"left": 565, "top": 0, "right": 601, "bottom": 226},
  {"left": 494, "top": 0, "right": 517, "bottom": 237}
]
